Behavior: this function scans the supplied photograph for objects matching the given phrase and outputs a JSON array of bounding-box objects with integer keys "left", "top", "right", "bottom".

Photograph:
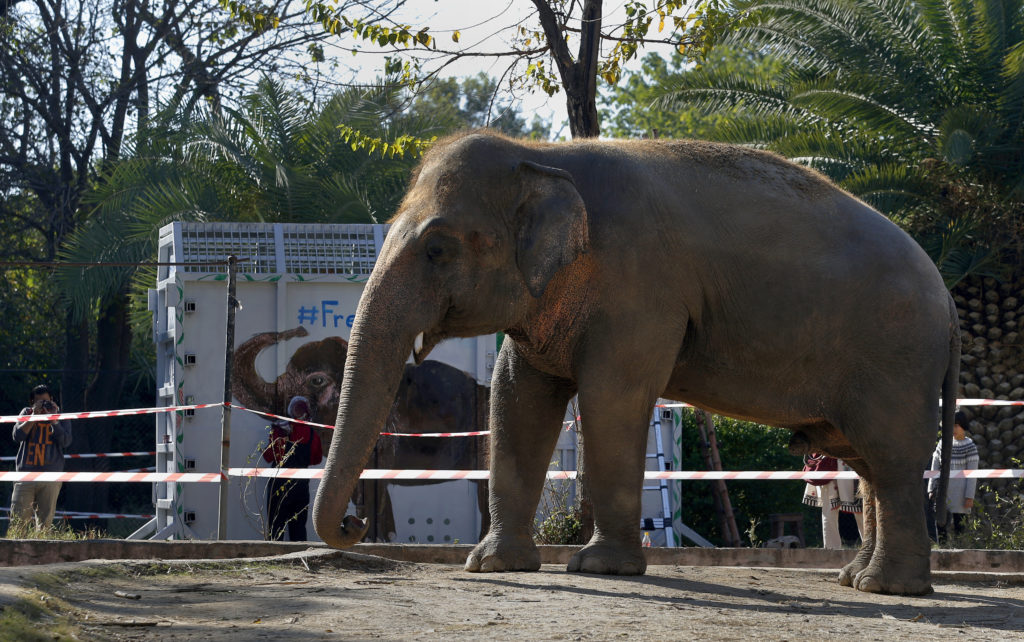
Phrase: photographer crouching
[{"left": 11, "top": 384, "right": 72, "bottom": 530}]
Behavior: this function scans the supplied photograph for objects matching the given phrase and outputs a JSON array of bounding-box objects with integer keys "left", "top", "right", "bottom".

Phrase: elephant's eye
[
  {"left": 424, "top": 235, "right": 456, "bottom": 264},
  {"left": 308, "top": 374, "right": 328, "bottom": 388}
]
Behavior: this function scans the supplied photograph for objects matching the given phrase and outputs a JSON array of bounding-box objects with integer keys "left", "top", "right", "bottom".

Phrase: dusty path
[{"left": 3, "top": 551, "right": 1024, "bottom": 640}]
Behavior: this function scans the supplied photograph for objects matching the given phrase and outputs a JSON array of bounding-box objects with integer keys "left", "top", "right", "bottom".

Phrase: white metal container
[{"left": 144, "top": 222, "right": 496, "bottom": 542}]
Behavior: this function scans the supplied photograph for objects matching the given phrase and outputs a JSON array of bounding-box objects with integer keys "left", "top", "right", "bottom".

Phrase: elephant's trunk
[
  {"left": 312, "top": 275, "right": 426, "bottom": 548},
  {"left": 231, "top": 327, "right": 309, "bottom": 409}
]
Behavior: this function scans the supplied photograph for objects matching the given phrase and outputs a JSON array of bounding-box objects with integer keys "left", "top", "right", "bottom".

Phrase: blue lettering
[
  {"left": 297, "top": 301, "right": 354, "bottom": 328},
  {"left": 320, "top": 300, "right": 338, "bottom": 328},
  {"left": 297, "top": 306, "right": 318, "bottom": 325}
]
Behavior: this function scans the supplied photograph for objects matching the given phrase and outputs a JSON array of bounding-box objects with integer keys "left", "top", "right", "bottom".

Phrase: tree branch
[{"left": 531, "top": 0, "right": 576, "bottom": 76}]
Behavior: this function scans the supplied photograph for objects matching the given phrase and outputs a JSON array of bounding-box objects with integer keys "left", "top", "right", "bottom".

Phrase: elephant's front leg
[
  {"left": 567, "top": 387, "right": 653, "bottom": 576},
  {"left": 465, "top": 344, "right": 574, "bottom": 572}
]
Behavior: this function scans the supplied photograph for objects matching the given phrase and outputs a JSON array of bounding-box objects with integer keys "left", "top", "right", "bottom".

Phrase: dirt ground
[{"left": 3, "top": 550, "right": 1024, "bottom": 641}]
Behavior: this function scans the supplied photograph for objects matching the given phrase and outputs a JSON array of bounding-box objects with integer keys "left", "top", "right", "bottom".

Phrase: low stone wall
[{"left": 2, "top": 540, "right": 1023, "bottom": 573}]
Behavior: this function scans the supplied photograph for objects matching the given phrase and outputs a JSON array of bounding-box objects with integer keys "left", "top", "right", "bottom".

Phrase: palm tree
[
  {"left": 57, "top": 77, "right": 434, "bottom": 323},
  {"left": 665, "top": 0, "right": 1024, "bottom": 286}
]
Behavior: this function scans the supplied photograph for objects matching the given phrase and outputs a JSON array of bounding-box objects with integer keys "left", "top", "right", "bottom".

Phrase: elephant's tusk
[{"left": 413, "top": 332, "right": 424, "bottom": 359}]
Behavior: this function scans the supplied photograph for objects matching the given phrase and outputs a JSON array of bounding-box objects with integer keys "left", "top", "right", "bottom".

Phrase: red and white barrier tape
[
  {"left": 0, "top": 451, "right": 156, "bottom": 462},
  {"left": 0, "top": 507, "right": 154, "bottom": 519},
  {"left": 226, "top": 468, "right": 1024, "bottom": 481},
  {"left": 0, "top": 513, "right": 153, "bottom": 521},
  {"left": 0, "top": 402, "right": 490, "bottom": 437},
  {"left": 231, "top": 467, "right": 491, "bottom": 480},
  {"left": 1, "top": 398, "right": 1019, "bottom": 439},
  {"left": 0, "top": 403, "right": 224, "bottom": 424},
  {"left": 0, "top": 468, "right": 1021, "bottom": 483},
  {"left": 227, "top": 403, "right": 490, "bottom": 437},
  {"left": 0, "top": 471, "right": 221, "bottom": 483}
]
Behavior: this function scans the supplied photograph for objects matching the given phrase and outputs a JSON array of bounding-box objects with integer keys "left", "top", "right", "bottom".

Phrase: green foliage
[
  {"left": 946, "top": 483, "right": 1024, "bottom": 550},
  {"left": 672, "top": 410, "right": 816, "bottom": 547},
  {"left": 602, "top": 47, "right": 784, "bottom": 139},
  {"left": 0, "top": 196, "right": 66, "bottom": 460},
  {"left": 0, "top": 267, "right": 65, "bottom": 410},
  {"left": 57, "top": 76, "right": 431, "bottom": 322},
  {"left": 0, "top": 591, "right": 80, "bottom": 642},
  {"left": 2, "top": 517, "right": 106, "bottom": 540},
  {"left": 405, "top": 73, "right": 551, "bottom": 138},
  {"left": 534, "top": 509, "right": 584, "bottom": 545},
  {"left": 534, "top": 464, "right": 585, "bottom": 545},
  {"left": 275, "top": 1, "right": 726, "bottom": 129},
  {"left": 656, "top": 0, "right": 1024, "bottom": 283},
  {"left": 337, "top": 124, "right": 436, "bottom": 158}
]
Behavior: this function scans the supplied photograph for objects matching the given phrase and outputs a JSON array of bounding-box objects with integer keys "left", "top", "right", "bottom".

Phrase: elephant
[
  {"left": 233, "top": 328, "right": 489, "bottom": 541},
  {"left": 311, "top": 131, "right": 958, "bottom": 596}
]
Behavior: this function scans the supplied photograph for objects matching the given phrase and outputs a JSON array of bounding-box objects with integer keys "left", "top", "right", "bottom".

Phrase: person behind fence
[
  {"left": 928, "top": 410, "right": 978, "bottom": 540},
  {"left": 10, "top": 384, "right": 72, "bottom": 530},
  {"left": 802, "top": 453, "right": 864, "bottom": 549},
  {"left": 262, "top": 395, "right": 322, "bottom": 541}
]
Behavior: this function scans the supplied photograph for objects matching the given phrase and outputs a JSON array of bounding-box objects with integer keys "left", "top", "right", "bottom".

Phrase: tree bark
[
  {"left": 531, "top": 0, "right": 602, "bottom": 138},
  {"left": 697, "top": 410, "right": 742, "bottom": 546}
]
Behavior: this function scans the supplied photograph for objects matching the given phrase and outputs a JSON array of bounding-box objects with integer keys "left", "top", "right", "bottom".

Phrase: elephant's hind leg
[
  {"left": 837, "top": 398, "right": 935, "bottom": 595},
  {"left": 465, "top": 344, "right": 574, "bottom": 572},
  {"left": 853, "top": 469, "right": 933, "bottom": 595}
]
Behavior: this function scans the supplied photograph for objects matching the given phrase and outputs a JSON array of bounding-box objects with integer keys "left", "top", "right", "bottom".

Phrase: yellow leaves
[
  {"left": 336, "top": 125, "right": 437, "bottom": 159},
  {"left": 220, "top": 0, "right": 282, "bottom": 34},
  {"left": 658, "top": 15, "right": 665, "bottom": 33},
  {"left": 452, "top": 30, "right": 460, "bottom": 43}
]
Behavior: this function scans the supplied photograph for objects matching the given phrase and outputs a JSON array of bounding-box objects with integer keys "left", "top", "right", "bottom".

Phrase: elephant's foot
[
  {"left": 837, "top": 546, "right": 873, "bottom": 587},
  {"left": 464, "top": 533, "right": 540, "bottom": 572},
  {"left": 567, "top": 542, "right": 646, "bottom": 576},
  {"left": 851, "top": 558, "right": 932, "bottom": 596}
]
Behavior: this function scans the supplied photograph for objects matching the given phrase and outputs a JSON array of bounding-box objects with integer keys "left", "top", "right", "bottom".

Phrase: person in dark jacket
[
  {"left": 11, "top": 384, "right": 72, "bottom": 529},
  {"left": 262, "top": 396, "right": 322, "bottom": 541}
]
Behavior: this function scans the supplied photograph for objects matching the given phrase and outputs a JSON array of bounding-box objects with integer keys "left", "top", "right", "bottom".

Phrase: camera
[{"left": 40, "top": 400, "right": 56, "bottom": 412}]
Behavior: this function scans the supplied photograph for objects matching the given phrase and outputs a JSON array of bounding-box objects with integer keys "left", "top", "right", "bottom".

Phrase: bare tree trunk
[
  {"left": 531, "top": 0, "right": 602, "bottom": 139},
  {"left": 697, "top": 410, "right": 741, "bottom": 546}
]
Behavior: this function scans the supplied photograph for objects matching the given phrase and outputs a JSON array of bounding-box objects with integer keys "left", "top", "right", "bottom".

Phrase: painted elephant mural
[
  {"left": 233, "top": 326, "right": 346, "bottom": 454},
  {"left": 311, "top": 131, "right": 958, "bottom": 597},
  {"left": 232, "top": 326, "right": 489, "bottom": 541}
]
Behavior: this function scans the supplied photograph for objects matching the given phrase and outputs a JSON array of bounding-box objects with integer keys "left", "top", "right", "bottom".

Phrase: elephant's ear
[{"left": 515, "top": 160, "right": 590, "bottom": 298}]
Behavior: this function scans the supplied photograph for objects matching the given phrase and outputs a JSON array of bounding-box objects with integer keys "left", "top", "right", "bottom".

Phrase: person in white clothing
[
  {"left": 928, "top": 410, "right": 978, "bottom": 540},
  {"left": 803, "top": 455, "right": 864, "bottom": 549}
]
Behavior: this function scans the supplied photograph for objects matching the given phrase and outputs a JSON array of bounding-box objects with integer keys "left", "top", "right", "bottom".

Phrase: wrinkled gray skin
[{"left": 313, "top": 131, "right": 959, "bottom": 596}]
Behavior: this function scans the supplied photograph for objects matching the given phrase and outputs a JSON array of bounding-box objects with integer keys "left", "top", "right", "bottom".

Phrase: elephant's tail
[{"left": 935, "top": 293, "right": 961, "bottom": 529}]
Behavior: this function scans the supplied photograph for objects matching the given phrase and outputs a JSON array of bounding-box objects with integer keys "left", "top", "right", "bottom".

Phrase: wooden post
[
  {"left": 217, "top": 255, "right": 238, "bottom": 540},
  {"left": 696, "top": 409, "right": 741, "bottom": 547},
  {"left": 695, "top": 412, "right": 727, "bottom": 540}
]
